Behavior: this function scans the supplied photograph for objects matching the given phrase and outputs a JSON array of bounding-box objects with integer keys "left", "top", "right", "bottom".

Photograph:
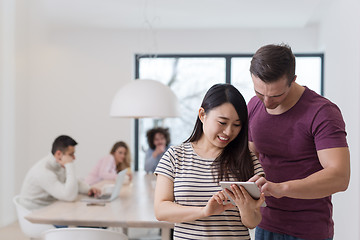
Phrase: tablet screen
[{"left": 219, "top": 181, "right": 266, "bottom": 207}]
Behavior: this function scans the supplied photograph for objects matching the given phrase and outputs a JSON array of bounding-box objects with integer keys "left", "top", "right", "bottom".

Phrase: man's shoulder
[
  {"left": 248, "top": 96, "right": 261, "bottom": 107},
  {"left": 22, "top": 154, "right": 54, "bottom": 184},
  {"left": 301, "top": 87, "right": 341, "bottom": 114},
  {"left": 33, "top": 154, "right": 62, "bottom": 177},
  {"left": 27, "top": 154, "right": 51, "bottom": 171},
  {"left": 303, "top": 87, "right": 333, "bottom": 104},
  {"left": 247, "top": 96, "right": 263, "bottom": 119}
]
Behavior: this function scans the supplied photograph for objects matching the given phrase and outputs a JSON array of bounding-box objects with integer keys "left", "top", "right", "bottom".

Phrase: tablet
[{"left": 219, "top": 181, "right": 266, "bottom": 207}]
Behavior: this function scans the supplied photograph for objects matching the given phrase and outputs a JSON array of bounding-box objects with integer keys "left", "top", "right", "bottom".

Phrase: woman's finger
[
  {"left": 213, "top": 194, "right": 223, "bottom": 205},
  {"left": 219, "top": 191, "right": 230, "bottom": 202},
  {"left": 224, "top": 188, "right": 235, "bottom": 199},
  {"left": 231, "top": 184, "right": 244, "bottom": 199}
]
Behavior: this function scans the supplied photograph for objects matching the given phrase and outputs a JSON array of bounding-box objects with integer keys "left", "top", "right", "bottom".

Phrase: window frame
[{"left": 133, "top": 53, "right": 324, "bottom": 171}]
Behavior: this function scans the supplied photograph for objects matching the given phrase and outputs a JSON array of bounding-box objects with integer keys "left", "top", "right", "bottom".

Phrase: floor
[
  {"left": 0, "top": 221, "right": 254, "bottom": 240},
  {"left": 0, "top": 221, "right": 161, "bottom": 240},
  {"left": 0, "top": 221, "right": 27, "bottom": 240}
]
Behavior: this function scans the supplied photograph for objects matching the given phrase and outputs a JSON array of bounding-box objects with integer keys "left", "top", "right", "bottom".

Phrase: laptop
[{"left": 81, "top": 169, "right": 127, "bottom": 203}]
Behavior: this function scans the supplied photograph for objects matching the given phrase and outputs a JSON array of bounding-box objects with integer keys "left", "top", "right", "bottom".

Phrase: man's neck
[{"left": 267, "top": 83, "right": 305, "bottom": 115}]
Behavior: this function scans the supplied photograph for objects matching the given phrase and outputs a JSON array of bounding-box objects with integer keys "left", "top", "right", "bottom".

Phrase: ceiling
[{"left": 37, "top": 0, "right": 332, "bottom": 29}]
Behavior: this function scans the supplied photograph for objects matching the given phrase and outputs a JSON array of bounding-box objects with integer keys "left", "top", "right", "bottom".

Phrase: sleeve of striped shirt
[
  {"left": 251, "top": 152, "right": 265, "bottom": 177},
  {"left": 154, "top": 146, "right": 176, "bottom": 182}
]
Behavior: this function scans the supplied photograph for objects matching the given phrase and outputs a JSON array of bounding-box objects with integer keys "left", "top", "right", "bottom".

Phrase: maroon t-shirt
[{"left": 248, "top": 87, "right": 348, "bottom": 239}]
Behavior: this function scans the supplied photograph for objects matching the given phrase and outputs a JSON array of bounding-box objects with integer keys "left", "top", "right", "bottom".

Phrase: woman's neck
[{"left": 191, "top": 136, "right": 222, "bottom": 159}]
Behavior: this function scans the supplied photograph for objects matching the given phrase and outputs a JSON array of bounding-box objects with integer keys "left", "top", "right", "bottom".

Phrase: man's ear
[
  {"left": 54, "top": 150, "right": 62, "bottom": 162},
  {"left": 293, "top": 75, "right": 297, "bottom": 83},
  {"left": 198, "top": 107, "right": 205, "bottom": 122}
]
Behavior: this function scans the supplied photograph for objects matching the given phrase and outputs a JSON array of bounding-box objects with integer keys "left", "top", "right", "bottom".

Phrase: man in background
[{"left": 20, "top": 135, "right": 100, "bottom": 210}]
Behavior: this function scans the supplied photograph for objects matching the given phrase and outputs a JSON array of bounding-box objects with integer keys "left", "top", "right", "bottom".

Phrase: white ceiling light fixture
[{"left": 110, "top": 79, "right": 180, "bottom": 118}]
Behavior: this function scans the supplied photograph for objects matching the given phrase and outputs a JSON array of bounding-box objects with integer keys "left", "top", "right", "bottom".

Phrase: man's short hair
[
  {"left": 250, "top": 43, "right": 296, "bottom": 85},
  {"left": 51, "top": 135, "right": 77, "bottom": 155}
]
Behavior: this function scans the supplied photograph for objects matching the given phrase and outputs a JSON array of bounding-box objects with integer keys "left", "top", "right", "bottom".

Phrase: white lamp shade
[{"left": 110, "top": 79, "right": 180, "bottom": 118}]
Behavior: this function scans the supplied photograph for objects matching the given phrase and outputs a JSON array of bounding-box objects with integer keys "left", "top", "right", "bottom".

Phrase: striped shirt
[{"left": 155, "top": 142, "right": 264, "bottom": 240}]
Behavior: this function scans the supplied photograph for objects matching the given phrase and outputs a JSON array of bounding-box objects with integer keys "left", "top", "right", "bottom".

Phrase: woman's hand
[
  {"left": 226, "top": 185, "right": 264, "bottom": 210},
  {"left": 202, "top": 191, "right": 234, "bottom": 217},
  {"left": 153, "top": 144, "right": 166, "bottom": 156},
  {"left": 224, "top": 184, "right": 264, "bottom": 228}
]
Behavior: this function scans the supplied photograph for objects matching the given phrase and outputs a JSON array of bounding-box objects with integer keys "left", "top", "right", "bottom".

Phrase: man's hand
[
  {"left": 88, "top": 187, "right": 101, "bottom": 197},
  {"left": 254, "top": 176, "right": 286, "bottom": 198}
]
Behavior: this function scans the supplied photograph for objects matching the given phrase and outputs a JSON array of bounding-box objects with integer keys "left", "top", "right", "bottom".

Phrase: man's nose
[{"left": 263, "top": 96, "right": 273, "bottom": 105}]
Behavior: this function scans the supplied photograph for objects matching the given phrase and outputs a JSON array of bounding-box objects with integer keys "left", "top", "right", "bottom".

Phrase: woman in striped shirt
[{"left": 154, "top": 83, "right": 265, "bottom": 239}]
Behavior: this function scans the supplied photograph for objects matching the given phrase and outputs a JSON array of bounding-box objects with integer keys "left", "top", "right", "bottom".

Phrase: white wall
[
  {"left": 0, "top": 0, "right": 16, "bottom": 226},
  {"left": 0, "top": 1, "right": 359, "bottom": 239},
  {"left": 8, "top": 21, "right": 318, "bottom": 224},
  {"left": 319, "top": 0, "right": 360, "bottom": 238},
  {"left": 14, "top": 25, "right": 320, "bottom": 185}
]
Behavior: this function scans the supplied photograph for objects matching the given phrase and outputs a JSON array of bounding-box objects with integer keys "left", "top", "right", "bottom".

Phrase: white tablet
[{"left": 219, "top": 181, "right": 266, "bottom": 207}]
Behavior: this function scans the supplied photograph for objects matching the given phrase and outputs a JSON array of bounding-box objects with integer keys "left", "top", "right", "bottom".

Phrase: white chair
[
  {"left": 41, "top": 228, "right": 129, "bottom": 240},
  {"left": 13, "top": 195, "right": 54, "bottom": 240}
]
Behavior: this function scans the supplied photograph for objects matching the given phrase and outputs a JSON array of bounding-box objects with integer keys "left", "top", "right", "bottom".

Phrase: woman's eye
[{"left": 218, "top": 121, "right": 226, "bottom": 125}]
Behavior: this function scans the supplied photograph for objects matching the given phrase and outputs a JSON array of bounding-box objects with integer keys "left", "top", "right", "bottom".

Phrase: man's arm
[
  {"left": 256, "top": 147, "right": 350, "bottom": 199},
  {"left": 40, "top": 162, "right": 79, "bottom": 201}
]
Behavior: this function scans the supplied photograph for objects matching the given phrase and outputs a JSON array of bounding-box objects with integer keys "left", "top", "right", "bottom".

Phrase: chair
[
  {"left": 13, "top": 195, "right": 54, "bottom": 239},
  {"left": 41, "top": 228, "right": 129, "bottom": 240}
]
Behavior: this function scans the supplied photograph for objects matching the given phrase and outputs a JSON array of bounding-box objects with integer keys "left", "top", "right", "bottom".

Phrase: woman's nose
[{"left": 223, "top": 125, "right": 232, "bottom": 135}]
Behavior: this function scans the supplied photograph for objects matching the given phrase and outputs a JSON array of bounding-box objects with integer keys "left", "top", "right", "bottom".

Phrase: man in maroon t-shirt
[{"left": 247, "top": 44, "right": 350, "bottom": 240}]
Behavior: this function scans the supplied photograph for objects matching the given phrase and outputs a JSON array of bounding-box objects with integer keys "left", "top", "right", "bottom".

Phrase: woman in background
[
  {"left": 85, "top": 141, "right": 132, "bottom": 185},
  {"left": 144, "top": 127, "right": 171, "bottom": 173}
]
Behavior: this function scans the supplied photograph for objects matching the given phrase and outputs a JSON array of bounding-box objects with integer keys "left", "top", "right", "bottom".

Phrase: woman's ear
[{"left": 198, "top": 107, "right": 205, "bottom": 122}]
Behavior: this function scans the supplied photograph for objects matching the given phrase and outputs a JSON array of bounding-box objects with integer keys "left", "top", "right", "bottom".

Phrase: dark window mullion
[
  {"left": 134, "top": 58, "right": 140, "bottom": 171},
  {"left": 225, "top": 56, "right": 231, "bottom": 84}
]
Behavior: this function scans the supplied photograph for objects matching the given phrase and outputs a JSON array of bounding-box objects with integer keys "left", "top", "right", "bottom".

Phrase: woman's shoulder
[
  {"left": 166, "top": 142, "right": 194, "bottom": 156},
  {"left": 98, "top": 154, "right": 114, "bottom": 163},
  {"left": 168, "top": 142, "right": 191, "bottom": 150}
]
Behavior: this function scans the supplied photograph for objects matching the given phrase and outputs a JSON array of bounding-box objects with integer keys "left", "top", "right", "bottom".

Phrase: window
[{"left": 134, "top": 54, "right": 323, "bottom": 171}]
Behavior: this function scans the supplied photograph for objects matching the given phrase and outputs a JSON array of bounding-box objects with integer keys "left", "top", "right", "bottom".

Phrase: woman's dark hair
[
  {"left": 51, "top": 135, "right": 77, "bottom": 155},
  {"left": 110, "top": 141, "right": 131, "bottom": 172},
  {"left": 185, "top": 83, "right": 253, "bottom": 182},
  {"left": 250, "top": 43, "right": 295, "bottom": 86},
  {"left": 146, "top": 127, "right": 171, "bottom": 150}
]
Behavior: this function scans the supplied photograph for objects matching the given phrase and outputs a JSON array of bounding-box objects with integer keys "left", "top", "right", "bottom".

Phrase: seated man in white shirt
[{"left": 19, "top": 135, "right": 100, "bottom": 210}]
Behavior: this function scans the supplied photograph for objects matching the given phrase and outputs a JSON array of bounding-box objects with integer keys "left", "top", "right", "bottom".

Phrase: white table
[{"left": 25, "top": 172, "right": 174, "bottom": 240}]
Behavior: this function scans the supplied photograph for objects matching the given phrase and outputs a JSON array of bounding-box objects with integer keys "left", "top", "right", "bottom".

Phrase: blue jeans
[
  {"left": 255, "top": 227, "right": 333, "bottom": 240},
  {"left": 54, "top": 225, "right": 68, "bottom": 228}
]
